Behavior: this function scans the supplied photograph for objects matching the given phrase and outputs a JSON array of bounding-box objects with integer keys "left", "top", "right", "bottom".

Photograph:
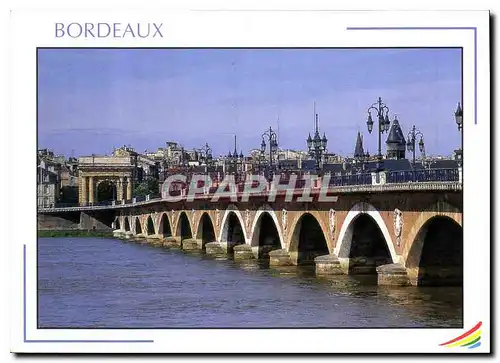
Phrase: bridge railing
[
  {"left": 39, "top": 168, "right": 461, "bottom": 211},
  {"left": 386, "top": 168, "right": 460, "bottom": 183},
  {"left": 328, "top": 173, "right": 373, "bottom": 186}
]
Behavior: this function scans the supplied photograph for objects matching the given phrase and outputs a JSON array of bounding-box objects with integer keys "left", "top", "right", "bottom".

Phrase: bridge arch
[
  {"left": 288, "top": 212, "right": 329, "bottom": 265},
  {"left": 124, "top": 216, "right": 131, "bottom": 232},
  {"left": 402, "top": 201, "right": 462, "bottom": 263},
  {"left": 218, "top": 205, "right": 248, "bottom": 245},
  {"left": 403, "top": 201, "right": 462, "bottom": 286},
  {"left": 114, "top": 217, "right": 121, "bottom": 230},
  {"left": 134, "top": 216, "right": 142, "bottom": 235},
  {"left": 250, "top": 206, "right": 284, "bottom": 257},
  {"left": 175, "top": 211, "right": 193, "bottom": 240},
  {"left": 195, "top": 212, "right": 217, "bottom": 245},
  {"left": 334, "top": 202, "right": 397, "bottom": 271},
  {"left": 146, "top": 215, "right": 155, "bottom": 236},
  {"left": 157, "top": 213, "right": 173, "bottom": 237}
]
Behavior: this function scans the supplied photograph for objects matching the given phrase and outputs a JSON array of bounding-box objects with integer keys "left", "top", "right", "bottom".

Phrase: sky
[{"left": 38, "top": 48, "right": 462, "bottom": 158}]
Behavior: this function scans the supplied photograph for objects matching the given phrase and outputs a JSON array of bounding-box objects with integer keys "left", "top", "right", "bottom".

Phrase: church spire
[{"left": 354, "top": 131, "right": 365, "bottom": 159}]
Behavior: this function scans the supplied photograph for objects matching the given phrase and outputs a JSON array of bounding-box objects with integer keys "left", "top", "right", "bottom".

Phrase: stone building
[
  {"left": 37, "top": 157, "right": 59, "bottom": 208},
  {"left": 165, "top": 141, "right": 185, "bottom": 166},
  {"left": 77, "top": 154, "right": 136, "bottom": 205},
  {"left": 37, "top": 150, "right": 80, "bottom": 207}
]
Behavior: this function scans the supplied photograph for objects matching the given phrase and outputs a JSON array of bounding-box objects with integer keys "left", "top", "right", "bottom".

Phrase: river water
[{"left": 37, "top": 237, "right": 462, "bottom": 328}]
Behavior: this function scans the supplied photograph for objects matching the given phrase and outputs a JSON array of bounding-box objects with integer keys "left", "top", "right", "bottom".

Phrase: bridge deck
[{"left": 38, "top": 181, "right": 462, "bottom": 213}]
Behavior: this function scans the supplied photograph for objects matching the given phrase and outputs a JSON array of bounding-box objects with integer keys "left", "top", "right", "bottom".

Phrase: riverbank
[{"left": 38, "top": 230, "right": 114, "bottom": 238}]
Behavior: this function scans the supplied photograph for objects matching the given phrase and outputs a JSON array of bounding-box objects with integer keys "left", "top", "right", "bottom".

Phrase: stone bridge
[{"left": 38, "top": 181, "right": 463, "bottom": 287}]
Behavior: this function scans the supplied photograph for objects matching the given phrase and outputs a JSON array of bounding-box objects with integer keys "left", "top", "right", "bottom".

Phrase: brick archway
[
  {"left": 175, "top": 211, "right": 193, "bottom": 239},
  {"left": 145, "top": 215, "right": 155, "bottom": 236},
  {"left": 249, "top": 205, "right": 285, "bottom": 249},
  {"left": 334, "top": 202, "right": 397, "bottom": 263},
  {"left": 123, "top": 216, "right": 131, "bottom": 232},
  {"left": 195, "top": 212, "right": 217, "bottom": 244},
  {"left": 113, "top": 216, "right": 121, "bottom": 230},
  {"left": 156, "top": 212, "right": 173, "bottom": 236},
  {"left": 156, "top": 212, "right": 174, "bottom": 237},
  {"left": 218, "top": 205, "right": 249, "bottom": 244},
  {"left": 287, "top": 212, "right": 330, "bottom": 265},
  {"left": 134, "top": 216, "right": 143, "bottom": 235},
  {"left": 286, "top": 210, "right": 331, "bottom": 252},
  {"left": 402, "top": 201, "right": 462, "bottom": 267}
]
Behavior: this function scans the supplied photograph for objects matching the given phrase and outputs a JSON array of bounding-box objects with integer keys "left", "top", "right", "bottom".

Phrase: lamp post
[
  {"left": 261, "top": 126, "right": 278, "bottom": 180},
  {"left": 366, "top": 97, "right": 391, "bottom": 171},
  {"left": 455, "top": 102, "right": 463, "bottom": 165},
  {"left": 406, "top": 125, "right": 425, "bottom": 181},
  {"left": 406, "top": 125, "right": 425, "bottom": 166},
  {"left": 307, "top": 113, "right": 328, "bottom": 173}
]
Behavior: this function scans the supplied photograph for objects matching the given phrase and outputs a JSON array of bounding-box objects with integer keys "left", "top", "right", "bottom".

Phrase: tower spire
[
  {"left": 313, "top": 101, "right": 317, "bottom": 133},
  {"left": 354, "top": 131, "right": 365, "bottom": 159},
  {"left": 277, "top": 116, "right": 280, "bottom": 146}
]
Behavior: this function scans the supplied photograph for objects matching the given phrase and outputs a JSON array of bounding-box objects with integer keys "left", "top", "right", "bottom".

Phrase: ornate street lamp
[
  {"left": 406, "top": 125, "right": 425, "bottom": 181},
  {"left": 366, "top": 97, "right": 391, "bottom": 171},
  {"left": 261, "top": 126, "right": 278, "bottom": 180},
  {"left": 261, "top": 127, "right": 278, "bottom": 165},
  {"left": 455, "top": 102, "right": 463, "bottom": 166},
  {"left": 307, "top": 113, "right": 328, "bottom": 173},
  {"left": 406, "top": 125, "right": 425, "bottom": 166},
  {"left": 455, "top": 102, "right": 463, "bottom": 132}
]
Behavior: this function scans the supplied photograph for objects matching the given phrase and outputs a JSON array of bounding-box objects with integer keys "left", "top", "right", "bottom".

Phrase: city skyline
[{"left": 38, "top": 48, "right": 462, "bottom": 158}]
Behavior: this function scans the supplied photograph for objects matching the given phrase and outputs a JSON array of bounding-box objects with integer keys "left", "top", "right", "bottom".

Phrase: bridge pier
[
  {"left": 407, "top": 266, "right": 463, "bottom": 286},
  {"left": 338, "top": 257, "right": 390, "bottom": 275},
  {"left": 234, "top": 244, "right": 255, "bottom": 261},
  {"left": 163, "top": 236, "right": 182, "bottom": 248},
  {"left": 205, "top": 242, "right": 229, "bottom": 257},
  {"left": 314, "top": 254, "right": 344, "bottom": 275},
  {"left": 269, "top": 249, "right": 293, "bottom": 266},
  {"left": 145, "top": 234, "right": 163, "bottom": 246},
  {"left": 113, "top": 229, "right": 124, "bottom": 238},
  {"left": 181, "top": 238, "right": 200, "bottom": 251},
  {"left": 376, "top": 263, "right": 410, "bottom": 286},
  {"left": 256, "top": 245, "right": 276, "bottom": 259}
]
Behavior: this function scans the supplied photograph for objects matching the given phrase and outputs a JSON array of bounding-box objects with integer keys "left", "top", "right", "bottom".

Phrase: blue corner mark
[
  {"left": 469, "top": 342, "right": 481, "bottom": 349},
  {"left": 346, "top": 26, "right": 477, "bottom": 126},
  {"left": 23, "top": 244, "right": 154, "bottom": 343}
]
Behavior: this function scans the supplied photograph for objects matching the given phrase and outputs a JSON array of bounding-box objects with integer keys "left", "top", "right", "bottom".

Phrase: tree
[{"left": 133, "top": 177, "right": 159, "bottom": 197}]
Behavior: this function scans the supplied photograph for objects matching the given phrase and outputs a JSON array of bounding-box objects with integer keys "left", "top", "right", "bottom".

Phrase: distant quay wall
[
  {"left": 37, "top": 211, "right": 116, "bottom": 232},
  {"left": 38, "top": 230, "right": 114, "bottom": 238}
]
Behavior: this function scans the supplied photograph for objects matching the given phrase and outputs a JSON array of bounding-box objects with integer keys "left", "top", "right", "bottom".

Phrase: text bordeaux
[{"left": 55, "top": 22, "right": 163, "bottom": 39}]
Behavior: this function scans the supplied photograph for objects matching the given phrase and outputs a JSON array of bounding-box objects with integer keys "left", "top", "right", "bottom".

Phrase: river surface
[{"left": 37, "top": 237, "right": 462, "bottom": 328}]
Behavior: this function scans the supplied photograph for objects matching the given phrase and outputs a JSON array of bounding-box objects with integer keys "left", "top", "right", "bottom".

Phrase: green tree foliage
[{"left": 133, "top": 177, "right": 159, "bottom": 197}]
